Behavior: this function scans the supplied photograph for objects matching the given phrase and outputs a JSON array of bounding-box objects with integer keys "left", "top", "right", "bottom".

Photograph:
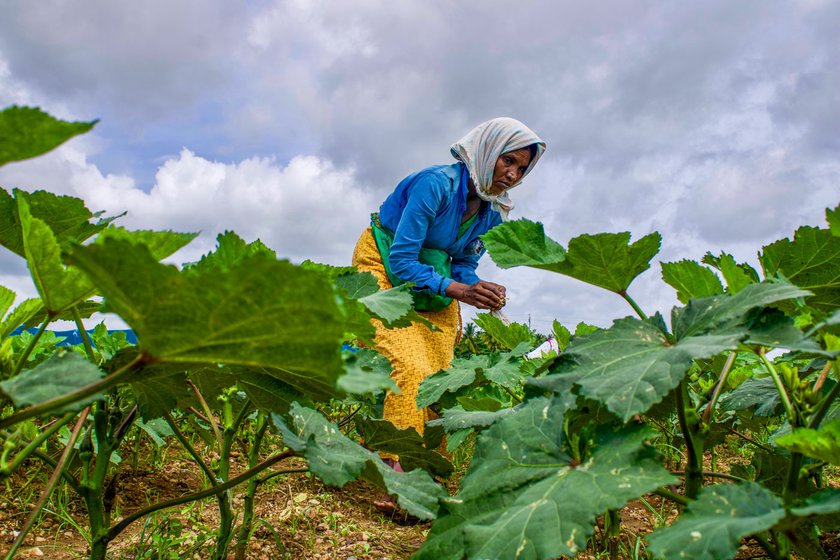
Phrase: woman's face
[{"left": 489, "top": 147, "right": 533, "bottom": 196}]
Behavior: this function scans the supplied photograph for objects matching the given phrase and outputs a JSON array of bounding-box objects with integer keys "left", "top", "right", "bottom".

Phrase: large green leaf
[
  {"left": 357, "top": 284, "right": 436, "bottom": 330},
  {"left": 0, "top": 351, "right": 104, "bottom": 412},
  {"left": 647, "top": 483, "right": 785, "bottom": 560},
  {"left": 426, "top": 406, "right": 517, "bottom": 432},
  {"left": 0, "top": 286, "right": 14, "bottom": 320},
  {"left": 187, "top": 231, "right": 275, "bottom": 273},
  {"left": 543, "top": 231, "right": 662, "bottom": 293},
  {"left": 96, "top": 227, "right": 197, "bottom": 261},
  {"left": 480, "top": 219, "right": 566, "bottom": 270},
  {"left": 534, "top": 283, "right": 809, "bottom": 421},
  {"left": 416, "top": 345, "right": 526, "bottom": 409},
  {"left": 416, "top": 398, "right": 676, "bottom": 560},
  {"left": 0, "top": 188, "right": 116, "bottom": 258},
  {"left": 774, "top": 419, "right": 840, "bottom": 466},
  {"left": 472, "top": 313, "right": 534, "bottom": 351},
  {"left": 0, "top": 106, "right": 96, "bottom": 166},
  {"left": 355, "top": 418, "right": 453, "bottom": 477},
  {"left": 274, "top": 403, "right": 444, "bottom": 519},
  {"left": 18, "top": 196, "right": 95, "bottom": 315},
  {"left": 337, "top": 348, "right": 398, "bottom": 396},
  {"left": 791, "top": 488, "right": 840, "bottom": 518},
  {"left": 760, "top": 226, "right": 840, "bottom": 312},
  {"left": 416, "top": 358, "right": 481, "bottom": 409},
  {"left": 660, "top": 260, "right": 724, "bottom": 303},
  {"left": 828, "top": 205, "right": 840, "bottom": 237},
  {"left": 671, "top": 281, "right": 811, "bottom": 341},
  {"left": 129, "top": 364, "right": 189, "bottom": 421},
  {"left": 69, "top": 237, "right": 346, "bottom": 400},
  {"left": 702, "top": 252, "right": 760, "bottom": 293},
  {"left": 483, "top": 220, "right": 661, "bottom": 293},
  {"left": 718, "top": 377, "right": 781, "bottom": 416}
]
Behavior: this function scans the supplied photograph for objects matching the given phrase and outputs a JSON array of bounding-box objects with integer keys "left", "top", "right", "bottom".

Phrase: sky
[{"left": 0, "top": 0, "right": 838, "bottom": 334}]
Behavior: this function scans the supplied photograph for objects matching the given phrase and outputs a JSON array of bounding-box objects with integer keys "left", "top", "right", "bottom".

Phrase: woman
[{"left": 352, "top": 117, "right": 545, "bottom": 480}]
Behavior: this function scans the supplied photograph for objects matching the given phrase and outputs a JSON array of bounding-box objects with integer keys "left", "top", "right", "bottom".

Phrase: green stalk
[
  {"left": 808, "top": 361, "right": 840, "bottom": 430},
  {"left": 3, "top": 408, "right": 90, "bottom": 560},
  {"left": 653, "top": 488, "right": 689, "bottom": 506},
  {"left": 502, "top": 385, "right": 523, "bottom": 404},
  {"left": 605, "top": 509, "right": 621, "bottom": 560},
  {"left": 1, "top": 412, "right": 74, "bottom": 476},
  {"left": 213, "top": 400, "right": 252, "bottom": 560},
  {"left": 757, "top": 350, "right": 796, "bottom": 426},
  {"left": 618, "top": 290, "right": 648, "bottom": 321},
  {"left": 234, "top": 413, "right": 268, "bottom": 560},
  {"left": 187, "top": 380, "right": 223, "bottom": 450},
  {"left": 670, "top": 470, "right": 747, "bottom": 483},
  {"left": 87, "top": 403, "right": 114, "bottom": 560},
  {"left": 0, "top": 353, "right": 145, "bottom": 431},
  {"left": 164, "top": 412, "right": 217, "bottom": 484},
  {"left": 72, "top": 306, "right": 95, "bottom": 361},
  {"left": 702, "top": 351, "right": 737, "bottom": 424},
  {"left": 9, "top": 316, "right": 49, "bottom": 378},
  {"left": 104, "top": 450, "right": 294, "bottom": 543},
  {"left": 676, "top": 382, "right": 703, "bottom": 499}
]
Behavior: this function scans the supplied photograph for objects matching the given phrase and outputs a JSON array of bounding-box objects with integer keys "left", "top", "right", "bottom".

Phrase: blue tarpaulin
[{"left": 11, "top": 327, "right": 138, "bottom": 346}]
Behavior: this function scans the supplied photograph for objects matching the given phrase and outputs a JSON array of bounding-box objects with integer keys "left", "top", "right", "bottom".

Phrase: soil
[{"left": 2, "top": 440, "right": 839, "bottom": 559}]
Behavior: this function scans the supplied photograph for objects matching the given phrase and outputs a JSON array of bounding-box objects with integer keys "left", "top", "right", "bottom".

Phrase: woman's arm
[{"left": 387, "top": 173, "right": 453, "bottom": 295}]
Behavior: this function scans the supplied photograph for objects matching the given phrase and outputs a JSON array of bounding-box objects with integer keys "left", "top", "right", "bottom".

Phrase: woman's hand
[{"left": 446, "top": 280, "right": 506, "bottom": 310}]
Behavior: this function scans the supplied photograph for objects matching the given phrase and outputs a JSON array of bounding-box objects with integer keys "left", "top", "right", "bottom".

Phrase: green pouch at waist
[{"left": 370, "top": 213, "right": 453, "bottom": 312}]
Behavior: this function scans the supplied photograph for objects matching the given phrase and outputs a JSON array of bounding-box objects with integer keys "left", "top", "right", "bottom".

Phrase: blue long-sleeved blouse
[{"left": 378, "top": 162, "right": 502, "bottom": 296}]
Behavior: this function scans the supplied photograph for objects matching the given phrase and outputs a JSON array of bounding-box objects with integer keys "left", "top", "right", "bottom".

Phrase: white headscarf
[{"left": 450, "top": 117, "right": 546, "bottom": 220}]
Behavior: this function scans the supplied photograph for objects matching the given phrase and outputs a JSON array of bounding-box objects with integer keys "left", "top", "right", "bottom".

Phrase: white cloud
[{"left": 1, "top": 1, "right": 839, "bottom": 333}]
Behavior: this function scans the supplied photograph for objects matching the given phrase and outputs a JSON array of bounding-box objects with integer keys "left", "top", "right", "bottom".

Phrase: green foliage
[
  {"left": 828, "top": 204, "right": 840, "bottom": 237},
  {"left": 480, "top": 219, "right": 566, "bottom": 271},
  {"left": 354, "top": 418, "right": 453, "bottom": 477},
  {"left": 416, "top": 399, "right": 675, "bottom": 560},
  {"left": 484, "top": 219, "right": 661, "bottom": 293},
  {"left": 702, "top": 252, "right": 759, "bottom": 293},
  {"left": 647, "top": 483, "right": 786, "bottom": 560},
  {"left": 0, "top": 351, "right": 104, "bottom": 411},
  {"left": 69, "top": 237, "right": 346, "bottom": 400},
  {"left": 0, "top": 105, "right": 97, "bottom": 166},
  {"left": 472, "top": 312, "right": 534, "bottom": 351},
  {"left": 661, "top": 259, "right": 724, "bottom": 303},
  {"left": 775, "top": 418, "right": 840, "bottom": 465},
  {"left": 274, "top": 403, "right": 444, "bottom": 519},
  {"left": 760, "top": 226, "right": 840, "bottom": 313}
]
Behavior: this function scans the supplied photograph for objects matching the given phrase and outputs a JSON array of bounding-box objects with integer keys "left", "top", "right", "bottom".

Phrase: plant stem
[
  {"left": 702, "top": 351, "right": 737, "bottom": 424},
  {"left": 187, "top": 380, "right": 223, "bottom": 450},
  {"left": 9, "top": 317, "right": 49, "bottom": 378},
  {"left": 618, "top": 290, "right": 648, "bottom": 321},
  {"left": 3, "top": 408, "right": 89, "bottom": 560},
  {"left": 338, "top": 405, "right": 363, "bottom": 428},
  {"left": 606, "top": 509, "right": 620, "bottom": 560},
  {"left": 670, "top": 470, "right": 747, "bottom": 483},
  {"left": 72, "top": 306, "right": 95, "bottom": 361},
  {"left": 502, "top": 385, "right": 523, "bottom": 404},
  {"left": 87, "top": 403, "right": 114, "bottom": 560},
  {"left": 757, "top": 349, "right": 796, "bottom": 426},
  {"left": 234, "top": 413, "right": 269, "bottom": 560},
  {"left": 812, "top": 362, "right": 832, "bottom": 392},
  {"left": 653, "top": 488, "right": 689, "bottom": 506},
  {"left": 1, "top": 412, "right": 75, "bottom": 476},
  {"left": 104, "top": 450, "right": 294, "bottom": 543},
  {"left": 676, "top": 381, "right": 703, "bottom": 499},
  {"left": 257, "top": 467, "right": 310, "bottom": 486},
  {"left": 751, "top": 533, "right": 785, "bottom": 560},
  {"left": 164, "top": 412, "right": 217, "bottom": 484},
  {"left": 729, "top": 428, "right": 774, "bottom": 454},
  {"left": 808, "top": 361, "right": 840, "bottom": 430},
  {"left": 0, "top": 353, "right": 145, "bottom": 431}
]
